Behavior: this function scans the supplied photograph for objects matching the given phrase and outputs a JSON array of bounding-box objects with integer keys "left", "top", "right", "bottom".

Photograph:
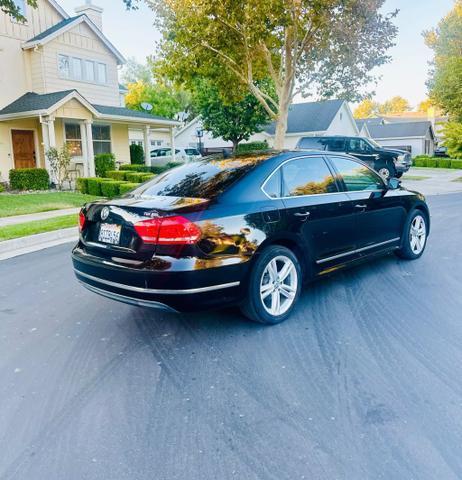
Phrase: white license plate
[{"left": 98, "top": 223, "right": 122, "bottom": 245}]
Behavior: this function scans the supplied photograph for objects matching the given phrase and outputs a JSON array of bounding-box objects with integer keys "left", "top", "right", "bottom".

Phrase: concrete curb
[{"left": 0, "top": 227, "right": 78, "bottom": 261}]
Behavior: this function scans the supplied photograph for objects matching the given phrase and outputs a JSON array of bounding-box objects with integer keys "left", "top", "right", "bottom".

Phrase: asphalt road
[{"left": 1, "top": 193, "right": 462, "bottom": 480}]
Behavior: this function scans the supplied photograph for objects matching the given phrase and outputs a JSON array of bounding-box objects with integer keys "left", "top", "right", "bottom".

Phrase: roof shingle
[
  {"left": 25, "top": 15, "right": 82, "bottom": 43},
  {"left": 0, "top": 91, "right": 75, "bottom": 115},
  {"left": 265, "top": 99, "right": 344, "bottom": 134},
  {"left": 368, "top": 121, "right": 433, "bottom": 139}
]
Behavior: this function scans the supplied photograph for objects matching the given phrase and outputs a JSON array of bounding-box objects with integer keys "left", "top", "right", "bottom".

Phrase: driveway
[
  {"left": 401, "top": 167, "right": 462, "bottom": 195},
  {"left": 1, "top": 194, "right": 462, "bottom": 480}
]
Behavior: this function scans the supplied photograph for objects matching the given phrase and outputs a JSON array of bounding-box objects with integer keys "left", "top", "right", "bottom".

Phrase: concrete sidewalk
[
  {"left": 401, "top": 167, "right": 462, "bottom": 196},
  {"left": 0, "top": 208, "right": 80, "bottom": 227}
]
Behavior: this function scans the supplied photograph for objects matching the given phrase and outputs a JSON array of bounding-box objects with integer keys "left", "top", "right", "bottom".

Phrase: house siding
[
  {"left": 31, "top": 23, "right": 120, "bottom": 105},
  {"left": 0, "top": 0, "right": 65, "bottom": 108}
]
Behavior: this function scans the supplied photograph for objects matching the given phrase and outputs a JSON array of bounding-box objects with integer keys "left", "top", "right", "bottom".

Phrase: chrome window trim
[
  {"left": 74, "top": 269, "right": 240, "bottom": 295},
  {"left": 260, "top": 154, "right": 342, "bottom": 201},
  {"left": 316, "top": 237, "right": 401, "bottom": 265}
]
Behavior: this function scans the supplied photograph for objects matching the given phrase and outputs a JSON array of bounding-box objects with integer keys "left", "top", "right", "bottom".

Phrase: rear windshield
[
  {"left": 297, "top": 137, "right": 327, "bottom": 150},
  {"left": 184, "top": 148, "right": 200, "bottom": 156},
  {"left": 136, "top": 156, "right": 268, "bottom": 199}
]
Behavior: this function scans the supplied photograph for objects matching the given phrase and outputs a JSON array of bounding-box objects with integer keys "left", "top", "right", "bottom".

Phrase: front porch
[{"left": 0, "top": 90, "right": 180, "bottom": 183}]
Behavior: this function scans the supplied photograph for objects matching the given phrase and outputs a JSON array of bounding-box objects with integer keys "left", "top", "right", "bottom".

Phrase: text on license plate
[{"left": 98, "top": 223, "right": 122, "bottom": 245}]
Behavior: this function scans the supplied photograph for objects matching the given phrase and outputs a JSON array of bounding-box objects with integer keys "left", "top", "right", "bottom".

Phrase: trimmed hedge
[
  {"left": 95, "top": 153, "right": 116, "bottom": 178},
  {"left": 125, "top": 172, "right": 150, "bottom": 183},
  {"left": 100, "top": 180, "right": 125, "bottom": 198},
  {"left": 106, "top": 170, "right": 127, "bottom": 181},
  {"left": 119, "top": 182, "right": 140, "bottom": 195},
  {"left": 439, "top": 159, "right": 452, "bottom": 168},
  {"left": 140, "top": 174, "right": 155, "bottom": 182},
  {"left": 236, "top": 141, "right": 269, "bottom": 153},
  {"left": 86, "top": 178, "right": 109, "bottom": 196},
  {"left": 119, "top": 162, "right": 181, "bottom": 174},
  {"left": 0, "top": 183, "right": 5, "bottom": 193},
  {"left": 426, "top": 158, "right": 438, "bottom": 168},
  {"left": 451, "top": 159, "right": 462, "bottom": 169},
  {"left": 9, "top": 168, "right": 49, "bottom": 191},
  {"left": 76, "top": 177, "right": 89, "bottom": 194}
]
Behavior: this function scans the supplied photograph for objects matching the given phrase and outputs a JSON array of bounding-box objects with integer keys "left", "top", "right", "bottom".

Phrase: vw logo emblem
[{"left": 100, "top": 207, "right": 110, "bottom": 221}]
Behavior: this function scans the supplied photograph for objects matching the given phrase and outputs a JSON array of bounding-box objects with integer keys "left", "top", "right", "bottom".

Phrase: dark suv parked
[{"left": 296, "top": 136, "right": 412, "bottom": 179}]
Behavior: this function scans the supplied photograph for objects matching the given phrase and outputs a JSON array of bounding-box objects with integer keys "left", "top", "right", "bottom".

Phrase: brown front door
[{"left": 12, "top": 130, "right": 36, "bottom": 169}]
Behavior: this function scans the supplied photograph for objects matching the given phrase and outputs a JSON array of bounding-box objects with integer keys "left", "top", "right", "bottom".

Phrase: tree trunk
[
  {"left": 232, "top": 139, "right": 239, "bottom": 153},
  {"left": 273, "top": 92, "right": 291, "bottom": 151}
]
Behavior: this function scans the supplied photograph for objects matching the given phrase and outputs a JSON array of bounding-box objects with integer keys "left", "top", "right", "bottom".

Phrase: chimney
[{"left": 75, "top": 0, "right": 104, "bottom": 31}]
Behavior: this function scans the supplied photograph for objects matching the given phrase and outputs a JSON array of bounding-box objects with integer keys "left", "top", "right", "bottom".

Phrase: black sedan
[{"left": 73, "top": 151, "right": 430, "bottom": 325}]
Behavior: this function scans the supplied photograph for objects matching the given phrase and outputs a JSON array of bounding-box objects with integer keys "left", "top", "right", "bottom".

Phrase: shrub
[
  {"left": 140, "top": 174, "right": 155, "bottom": 182},
  {"left": 438, "top": 158, "right": 451, "bottom": 168},
  {"left": 119, "top": 164, "right": 152, "bottom": 172},
  {"left": 9, "top": 168, "right": 49, "bottom": 190},
  {"left": 76, "top": 177, "right": 89, "bottom": 194},
  {"left": 100, "top": 180, "right": 124, "bottom": 198},
  {"left": 451, "top": 159, "right": 462, "bottom": 169},
  {"left": 94, "top": 153, "right": 116, "bottom": 177},
  {"left": 236, "top": 141, "right": 269, "bottom": 153},
  {"left": 426, "top": 158, "right": 438, "bottom": 168},
  {"left": 119, "top": 182, "right": 140, "bottom": 195},
  {"left": 130, "top": 144, "right": 145, "bottom": 165},
  {"left": 106, "top": 170, "right": 127, "bottom": 181},
  {"left": 125, "top": 172, "right": 150, "bottom": 183},
  {"left": 86, "top": 178, "right": 108, "bottom": 196},
  {"left": 413, "top": 157, "right": 427, "bottom": 167},
  {"left": 441, "top": 122, "right": 462, "bottom": 159},
  {"left": 0, "top": 183, "right": 5, "bottom": 193}
]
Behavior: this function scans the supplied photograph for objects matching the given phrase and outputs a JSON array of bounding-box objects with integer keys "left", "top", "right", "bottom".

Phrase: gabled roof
[
  {"left": 265, "top": 99, "right": 345, "bottom": 135},
  {"left": 369, "top": 121, "right": 435, "bottom": 140},
  {"left": 48, "top": 0, "right": 69, "bottom": 19},
  {"left": 0, "top": 91, "right": 180, "bottom": 127},
  {"left": 22, "top": 14, "right": 125, "bottom": 65},
  {"left": 355, "top": 117, "right": 385, "bottom": 130},
  {"left": 0, "top": 91, "right": 75, "bottom": 115}
]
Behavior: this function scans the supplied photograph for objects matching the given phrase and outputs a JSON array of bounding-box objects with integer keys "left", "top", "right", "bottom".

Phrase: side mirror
[{"left": 387, "top": 177, "right": 401, "bottom": 190}]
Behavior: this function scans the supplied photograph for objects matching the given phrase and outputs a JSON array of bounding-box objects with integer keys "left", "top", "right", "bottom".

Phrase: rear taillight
[
  {"left": 79, "top": 211, "right": 86, "bottom": 232},
  {"left": 134, "top": 216, "right": 201, "bottom": 245}
]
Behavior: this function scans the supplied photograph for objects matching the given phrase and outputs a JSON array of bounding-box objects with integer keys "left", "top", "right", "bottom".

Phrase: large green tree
[
  {"left": 193, "top": 80, "right": 272, "bottom": 152},
  {"left": 147, "top": 0, "right": 397, "bottom": 149},
  {"left": 425, "top": 1, "right": 462, "bottom": 120}
]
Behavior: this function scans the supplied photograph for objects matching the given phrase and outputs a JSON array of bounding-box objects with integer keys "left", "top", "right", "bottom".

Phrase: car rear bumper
[{"left": 72, "top": 246, "right": 248, "bottom": 312}]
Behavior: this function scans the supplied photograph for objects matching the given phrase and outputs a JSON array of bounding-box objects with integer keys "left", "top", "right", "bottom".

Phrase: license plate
[{"left": 98, "top": 223, "right": 121, "bottom": 245}]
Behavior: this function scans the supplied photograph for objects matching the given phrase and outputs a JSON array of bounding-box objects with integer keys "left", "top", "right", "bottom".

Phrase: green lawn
[
  {"left": 0, "top": 192, "right": 100, "bottom": 218},
  {"left": 0, "top": 214, "right": 78, "bottom": 242},
  {"left": 402, "top": 175, "right": 431, "bottom": 181}
]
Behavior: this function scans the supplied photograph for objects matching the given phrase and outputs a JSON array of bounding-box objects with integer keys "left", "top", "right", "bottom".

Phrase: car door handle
[
  {"left": 294, "top": 211, "right": 311, "bottom": 217},
  {"left": 355, "top": 204, "right": 367, "bottom": 209}
]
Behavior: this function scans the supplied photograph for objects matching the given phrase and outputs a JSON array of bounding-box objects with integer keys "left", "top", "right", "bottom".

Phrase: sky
[{"left": 61, "top": 0, "right": 456, "bottom": 109}]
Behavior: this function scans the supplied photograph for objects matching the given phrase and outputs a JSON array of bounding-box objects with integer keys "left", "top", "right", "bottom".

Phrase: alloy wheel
[
  {"left": 260, "top": 256, "right": 298, "bottom": 316},
  {"left": 378, "top": 167, "right": 391, "bottom": 179},
  {"left": 409, "top": 215, "right": 427, "bottom": 255}
]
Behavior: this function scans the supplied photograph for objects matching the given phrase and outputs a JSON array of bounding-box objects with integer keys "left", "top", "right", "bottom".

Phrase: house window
[
  {"left": 65, "top": 123, "right": 83, "bottom": 157},
  {"left": 96, "top": 63, "right": 107, "bottom": 84},
  {"left": 92, "top": 125, "right": 111, "bottom": 154},
  {"left": 58, "top": 54, "right": 107, "bottom": 84}
]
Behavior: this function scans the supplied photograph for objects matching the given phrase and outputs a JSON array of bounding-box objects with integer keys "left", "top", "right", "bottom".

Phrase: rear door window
[
  {"left": 281, "top": 156, "right": 338, "bottom": 197},
  {"left": 326, "top": 138, "right": 346, "bottom": 152},
  {"left": 297, "top": 138, "right": 326, "bottom": 150},
  {"left": 185, "top": 148, "right": 200, "bottom": 156}
]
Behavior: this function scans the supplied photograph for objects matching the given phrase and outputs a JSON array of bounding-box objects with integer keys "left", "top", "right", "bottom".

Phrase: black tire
[
  {"left": 396, "top": 210, "right": 428, "bottom": 260},
  {"left": 396, "top": 172, "right": 403, "bottom": 179},
  {"left": 240, "top": 245, "right": 302, "bottom": 325}
]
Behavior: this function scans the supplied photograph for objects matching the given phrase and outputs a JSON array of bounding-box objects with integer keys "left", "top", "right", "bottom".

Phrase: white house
[
  {"left": 175, "top": 99, "right": 359, "bottom": 152},
  {"left": 0, "top": 0, "right": 179, "bottom": 181}
]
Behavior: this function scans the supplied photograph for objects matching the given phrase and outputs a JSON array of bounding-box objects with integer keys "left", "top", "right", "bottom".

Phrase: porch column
[
  {"left": 143, "top": 125, "right": 150, "bottom": 165},
  {"left": 40, "top": 116, "right": 55, "bottom": 179},
  {"left": 84, "top": 120, "right": 95, "bottom": 177},
  {"left": 170, "top": 127, "right": 176, "bottom": 162}
]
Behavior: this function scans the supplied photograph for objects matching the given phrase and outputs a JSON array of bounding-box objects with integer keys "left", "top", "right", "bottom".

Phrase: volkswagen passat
[{"left": 73, "top": 151, "right": 430, "bottom": 325}]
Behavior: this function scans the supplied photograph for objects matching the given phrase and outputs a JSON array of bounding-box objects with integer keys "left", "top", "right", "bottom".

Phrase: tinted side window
[
  {"left": 282, "top": 157, "right": 338, "bottom": 197},
  {"left": 262, "top": 169, "right": 281, "bottom": 198},
  {"left": 347, "top": 138, "right": 371, "bottom": 153},
  {"left": 297, "top": 137, "right": 325, "bottom": 150},
  {"left": 330, "top": 157, "right": 384, "bottom": 192},
  {"left": 327, "top": 138, "right": 346, "bottom": 152}
]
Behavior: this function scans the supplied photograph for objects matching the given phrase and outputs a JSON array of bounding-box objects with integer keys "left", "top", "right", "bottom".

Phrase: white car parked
[{"left": 149, "top": 147, "right": 202, "bottom": 166}]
